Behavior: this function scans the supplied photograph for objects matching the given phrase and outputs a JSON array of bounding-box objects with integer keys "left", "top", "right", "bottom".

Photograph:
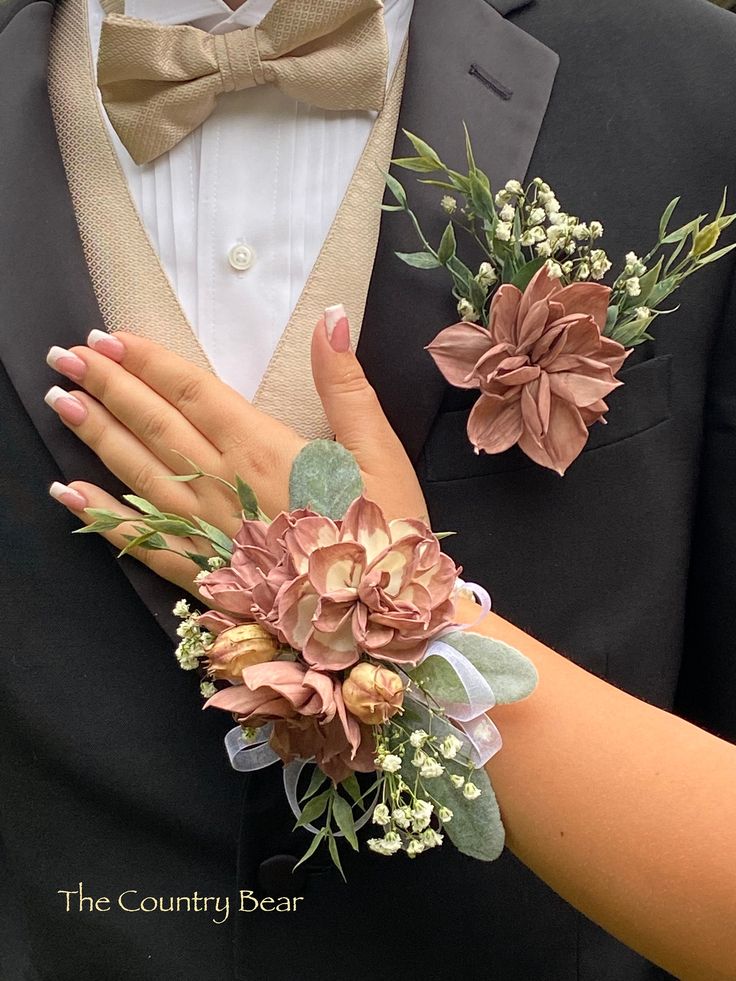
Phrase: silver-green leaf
[{"left": 288, "top": 440, "right": 364, "bottom": 520}]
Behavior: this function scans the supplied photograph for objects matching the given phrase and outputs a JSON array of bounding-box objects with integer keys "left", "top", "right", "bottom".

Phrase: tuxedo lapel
[
  {"left": 358, "top": 0, "right": 559, "bottom": 462},
  {"left": 0, "top": 0, "right": 184, "bottom": 641}
]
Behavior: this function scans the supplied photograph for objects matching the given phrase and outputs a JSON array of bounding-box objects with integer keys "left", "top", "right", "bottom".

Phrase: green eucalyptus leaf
[
  {"left": 610, "top": 318, "right": 652, "bottom": 347},
  {"left": 72, "top": 510, "right": 129, "bottom": 533},
  {"left": 395, "top": 250, "right": 442, "bottom": 269},
  {"left": 604, "top": 304, "right": 620, "bottom": 336},
  {"left": 210, "top": 541, "right": 234, "bottom": 562},
  {"left": 695, "top": 241, "right": 736, "bottom": 265},
  {"left": 184, "top": 550, "right": 215, "bottom": 571},
  {"left": 444, "top": 170, "right": 472, "bottom": 195},
  {"left": 635, "top": 256, "right": 663, "bottom": 306},
  {"left": 294, "top": 789, "right": 332, "bottom": 828},
  {"left": 118, "top": 528, "right": 159, "bottom": 557},
  {"left": 288, "top": 439, "right": 364, "bottom": 520},
  {"left": 511, "top": 257, "right": 546, "bottom": 292},
  {"left": 417, "top": 179, "right": 463, "bottom": 192},
  {"left": 660, "top": 215, "right": 704, "bottom": 245},
  {"left": 145, "top": 517, "right": 198, "bottom": 537},
  {"left": 235, "top": 476, "right": 260, "bottom": 520},
  {"left": 463, "top": 122, "right": 477, "bottom": 174},
  {"left": 646, "top": 275, "right": 678, "bottom": 307},
  {"left": 293, "top": 829, "right": 327, "bottom": 870},
  {"left": 658, "top": 196, "right": 681, "bottom": 241},
  {"left": 122, "top": 495, "right": 163, "bottom": 516},
  {"left": 193, "top": 517, "right": 233, "bottom": 553},
  {"left": 402, "top": 130, "right": 443, "bottom": 167},
  {"left": 437, "top": 222, "right": 457, "bottom": 265},
  {"left": 408, "top": 656, "right": 468, "bottom": 706},
  {"left": 328, "top": 834, "right": 346, "bottom": 880},
  {"left": 165, "top": 473, "right": 201, "bottom": 482},
  {"left": 391, "top": 156, "right": 442, "bottom": 173},
  {"left": 301, "top": 766, "right": 328, "bottom": 802},
  {"left": 436, "top": 631, "right": 538, "bottom": 704},
  {"left": 467, "top": 171, "right": 495, "bottom": 221},
  {"left": 446, "top": 254, "right": 475, "bottom": 292},
  {"left": 384, "top": 171, "right": 408, "bottom": 208},
  {"left": 435, "top": 765, "right": 505, "bottom": 861},
  {"left": 121, "top": 531, "right": 167, "bottom": 551},
  {"left": 331, "top": 795, "right": 359, "bottom": 851},
  {"left": 340, "top": 774, "right": 361, "bottom": 805},
  {"left": 714, "top": 186, "right": 728, "bottom": 223}
]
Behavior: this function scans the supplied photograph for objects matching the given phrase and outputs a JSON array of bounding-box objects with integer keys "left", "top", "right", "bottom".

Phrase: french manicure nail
[
  {"left": 87, "top": 329, "right": 125, "bottom": 361},
  {"left": 324, "top": 304, "right": 351, "bottom": 353},
  {"left": 46, "top": 346, "right": 87, "bottom": 382},
  {"left": 49, "top": 481, "right": 88, "bottom": 510},
  {"left": 44, "top": 386, "right": 87, "bottom": 425}
]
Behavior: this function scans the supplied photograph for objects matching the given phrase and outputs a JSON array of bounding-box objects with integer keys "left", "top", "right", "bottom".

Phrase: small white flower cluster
[
  {"left": 368, "top": 726, "right": 477, "bottom": 859},
  {"left": 172, "top": 600, "right": 213, "bottom": 671},
  {"left": 441, "top": 194, "right": 458, "bottom": 215},
  {"left": 494, "top": 178, "right": 611, "bottom": 285},
  {"left": 368, "top": 796, "right": 444, "bottom": 858},
  {"left": 619, "top": 251, "right": 648, "bottom": 298}
]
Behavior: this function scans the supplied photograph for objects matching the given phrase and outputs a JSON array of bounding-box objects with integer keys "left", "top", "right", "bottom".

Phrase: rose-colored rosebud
[
  {"left": 206, "top": 624, "right": 279, "bottom": 682},
  {"left": 342, "top": 662, "right": 404, "bottom": 725}
]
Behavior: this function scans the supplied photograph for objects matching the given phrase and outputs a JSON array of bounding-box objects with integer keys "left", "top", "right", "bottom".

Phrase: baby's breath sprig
[
  {"left": 172, "top": 600, "right": 214, "bottom": 672},
  {"left": 367, "top": 711, "right": 479, "bottom": 859},
  {"left": 385, "top": 128, "right": 736, "bottom": 347}
]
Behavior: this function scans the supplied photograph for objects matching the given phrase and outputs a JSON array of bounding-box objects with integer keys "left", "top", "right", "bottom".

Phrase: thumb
[
  {"left": 311, "top": 305, "right": 427, "bottom": 519},
  {"left": 311, "top": 304, "right": 402, "bottom": 458}
]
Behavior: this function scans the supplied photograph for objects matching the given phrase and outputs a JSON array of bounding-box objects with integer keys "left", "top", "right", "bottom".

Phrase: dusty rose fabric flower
[
  {"left": 197, "top": 509, "right": 312, "bottom": 639},
  {"left": 205, "top": 661, "right": 374, "bottom": 781},
  {"left": 270, "top": 716, "right": 376, "bottom": 784},
  {"left": 206, "top": 660, "right": 341, "bottom": 727},
  {"left": 277, "top": 496, "right": 458, "bottom": 671},
  {"left": 427, "top": 265, "right": 630, "bottom": 474}
]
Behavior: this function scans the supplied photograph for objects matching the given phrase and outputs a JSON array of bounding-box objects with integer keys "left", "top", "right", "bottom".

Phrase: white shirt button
[{"left": 228, "top": 243, "right": 255, "bottom": 271}]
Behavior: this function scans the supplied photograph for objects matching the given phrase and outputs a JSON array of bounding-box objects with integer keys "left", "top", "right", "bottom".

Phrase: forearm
[{"left": 467, "top": 606, "right": 736, "bottom": 979}]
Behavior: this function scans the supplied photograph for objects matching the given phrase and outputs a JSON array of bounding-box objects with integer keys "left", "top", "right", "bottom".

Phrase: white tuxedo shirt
[{"left": 87, "top": 0, "right": 413, "bottom": 398}]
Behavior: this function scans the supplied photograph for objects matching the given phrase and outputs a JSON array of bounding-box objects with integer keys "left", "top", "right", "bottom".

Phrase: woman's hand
[{"left": 45, "top": 305, "right": 427, "bottom": 594}]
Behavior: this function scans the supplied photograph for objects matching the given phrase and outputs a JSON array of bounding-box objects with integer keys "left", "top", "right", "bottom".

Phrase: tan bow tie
[{"left": 97, "top": 0, "right": 389, "bottom": 166}]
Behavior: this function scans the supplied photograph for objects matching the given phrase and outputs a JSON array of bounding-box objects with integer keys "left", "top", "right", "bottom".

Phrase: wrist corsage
[{"left": 80, "top": 441, "right": 537, "bottom": 876}]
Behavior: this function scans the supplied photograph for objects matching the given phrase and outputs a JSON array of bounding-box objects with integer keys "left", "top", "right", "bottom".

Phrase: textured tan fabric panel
[
  {"left": 97, "top": 0, "right": 388, "bottom": 165},
  {"left": 48, "top": 0, "right": 213, "bottom": 371},
  {"left": 48, "top": 0, "right": 407, "bottom": 439},
  {"left": 252, "top": 42, "right": 407, "bottom": 439}
]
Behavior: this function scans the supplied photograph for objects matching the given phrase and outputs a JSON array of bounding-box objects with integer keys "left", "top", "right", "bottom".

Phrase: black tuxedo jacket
[{"left": 1, "top": 1, "right": 735, "bottom": 979}]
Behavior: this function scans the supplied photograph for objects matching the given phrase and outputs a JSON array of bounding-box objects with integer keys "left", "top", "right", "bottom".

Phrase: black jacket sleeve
[{"left": 678, "top": 269, "right": 736, "bottom": 743}]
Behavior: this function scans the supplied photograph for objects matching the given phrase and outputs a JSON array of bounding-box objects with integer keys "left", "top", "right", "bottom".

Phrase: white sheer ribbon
[{"left": 405, "top": 579, "right": 502, "bottom": 767}]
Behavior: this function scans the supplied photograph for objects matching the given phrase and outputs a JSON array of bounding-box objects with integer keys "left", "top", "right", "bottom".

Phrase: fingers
[
  {"left": 85, "top": 330, "right": 263, "bottom": 454},
  {"left": 49, "top": 341, "right": 219, "bottom": 475},
  {"left": 44, "top": 385, "right": 197, "bottom": 515},
  {"left": 49, "top": 480, "right": 203, "bottom": 596},
  {"left": 311, "top": 306, "right": 428, "bottom": 521}
]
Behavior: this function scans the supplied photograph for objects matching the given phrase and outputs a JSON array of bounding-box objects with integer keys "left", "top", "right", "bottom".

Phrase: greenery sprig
[{"left": 385, "top": 128, "right": 736, "bottom": 346}]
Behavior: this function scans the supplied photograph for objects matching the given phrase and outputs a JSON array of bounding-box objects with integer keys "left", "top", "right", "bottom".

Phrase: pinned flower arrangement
[
  {"left": 78, "top": 440, "right": 537, "bottom": 875},
  {"left": 385, "top": 129, "right": 736, "bottom": 474}
]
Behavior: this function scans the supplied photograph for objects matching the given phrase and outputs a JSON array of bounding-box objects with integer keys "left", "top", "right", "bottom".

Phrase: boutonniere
[
  {"left": 80, "top": 441, "right": 537, "bottom": 875},
  {"left": 384, "top": 129, "right": 736, "bottom": 474}
]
